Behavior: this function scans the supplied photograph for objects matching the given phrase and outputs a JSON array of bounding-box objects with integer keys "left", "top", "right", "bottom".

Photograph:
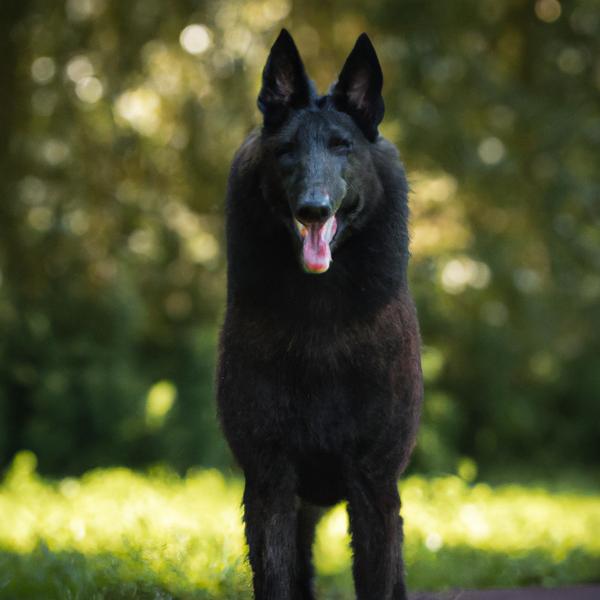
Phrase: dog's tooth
[
  {"left": 325, "top": 216, "right": 334, "bottom": 240},
  {"left": 294, "top": 218, "right": 307, "bottom": 238}
]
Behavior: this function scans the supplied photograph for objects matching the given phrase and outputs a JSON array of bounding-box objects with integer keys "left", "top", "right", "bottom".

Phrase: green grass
[{"left": 1, "top": 452, "right": 599, "bottom": 599}]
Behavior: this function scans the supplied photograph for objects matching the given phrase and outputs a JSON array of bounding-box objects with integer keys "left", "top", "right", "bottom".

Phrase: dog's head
[{"left": 258, "top": 30, "right": 386, "bottom": 274}]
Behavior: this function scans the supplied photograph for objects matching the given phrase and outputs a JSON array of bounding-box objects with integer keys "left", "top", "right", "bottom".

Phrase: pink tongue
[{"left": 302, "top": 216, "right": 337, "bottom": 273}]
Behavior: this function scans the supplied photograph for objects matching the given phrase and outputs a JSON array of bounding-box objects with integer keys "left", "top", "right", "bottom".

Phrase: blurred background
[{"left": 1, "top": 0, "right": 599, "bottom": 482}]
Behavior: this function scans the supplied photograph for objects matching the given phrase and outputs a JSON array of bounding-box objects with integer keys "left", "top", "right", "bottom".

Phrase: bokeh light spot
[
  {"left": 421, "top": 346, "right": 445, "bottom": 382},
  {"left": 529, "top": 352, "right": 560, "bottom": 382},
  {"left": 128, "top": 229, "right": 156, "bottom": 257},
  {"left": 41, "top": 139, "right": 70, "bottom": 165},
  {"left": 478, "top": 137, "right": 506, "bottom": 165},
  {"left": 262, "top": 0, "right": 291, "bottom": 21},
  {"left": 31, "top": 57, "right": 56, "bottom": 84},
  {"left": 179, "top": 24, "right": 212, "bottom": 55},
  {"left": 115, "top": 87, "right": 161, "bottom": 135},
  {"left": 425, "top": 532, "right": 443, "bottom": 552},
  {"left": 457, "top": 457, "right": 478, "bottom": 483},
  {"left": 441, "top": 257, "right": 491, "bottom": 294},
  {"left": 66, "top": 0, "right": 106, "bottom": 22},
  {"left": 65, "top": 210, "right": 90, "bottom": 235},
  {"left": 535, "top": 0, "right": 561, "bottom": 23},
  {"left": 460, "top": 504, "right": 490, "bottom": 540},
  {"left": 187, "top": 232, "right": 219, "bottom": 264},
  {"left": 76, "top": 77, "right": 103, "bottom": 103},
  {"left": 66, "top": 55, "right": 94, "bottom": 82},
  {"left": 146, "top": 380, "right": 177, "bottom": 429},
  {"left": 513, "top": 268, "right": 542, "bottom": 293},
  {"left": 19, "top": 176, "right": 46, "bottom": 205},
  {"left": 557, "top": 48, "right": 585, "bottom": 75},
  {"left": 27, "top": 207, "right": 53, "bottom": 232}
]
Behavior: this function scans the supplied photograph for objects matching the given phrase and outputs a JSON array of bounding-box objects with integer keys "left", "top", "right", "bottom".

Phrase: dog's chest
[
  {"left": 265, "top": 344, "right": 395, "bottom": 455},
  {"left": 221, "top": 302, "right": 405, "bottom": 452}
]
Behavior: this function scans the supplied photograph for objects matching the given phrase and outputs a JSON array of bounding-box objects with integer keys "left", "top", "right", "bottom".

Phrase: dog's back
[{"left": 217, "top": 29, "right": 422, "bottom": 600}]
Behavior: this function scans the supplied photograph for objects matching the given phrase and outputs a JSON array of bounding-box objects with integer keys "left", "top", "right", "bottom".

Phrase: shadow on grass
[{"left": 0, "top": 543, "right": 598, "bottom": 600}]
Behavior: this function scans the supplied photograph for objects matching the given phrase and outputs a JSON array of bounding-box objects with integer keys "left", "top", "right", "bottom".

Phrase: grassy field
[{"left": 0, "top": 452, "right": 599, "bottom": 599}]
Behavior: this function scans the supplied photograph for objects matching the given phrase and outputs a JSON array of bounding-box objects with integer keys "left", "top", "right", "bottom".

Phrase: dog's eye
[
  {"left": 275, "top": 143, "right": 295, "bottom": 159},
  {"left": 328, "top": 137, "right": 352, "bottom": 154}
]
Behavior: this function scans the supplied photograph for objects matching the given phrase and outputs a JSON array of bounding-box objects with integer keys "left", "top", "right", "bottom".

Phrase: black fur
[{"left": 217, "top": 30, "right": 423, "bottom": 600}]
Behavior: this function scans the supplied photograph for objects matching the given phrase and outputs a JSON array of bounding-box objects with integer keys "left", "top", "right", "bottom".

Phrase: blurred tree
[{"left": 0, "top": 0, "right": 598, "bottom": 476}]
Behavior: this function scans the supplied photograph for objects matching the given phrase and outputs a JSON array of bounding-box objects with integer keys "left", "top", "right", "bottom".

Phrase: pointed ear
[
  {"left": 331, "top": 33, "right": 384, "bottom": 142},
  {"left": 258, "top": 29, "right": 312, "bottom": 131}
]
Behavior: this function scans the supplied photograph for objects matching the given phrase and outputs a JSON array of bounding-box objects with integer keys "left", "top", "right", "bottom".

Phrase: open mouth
[{"left": 294, "top": 215, "right": 337, "bottom": 274}]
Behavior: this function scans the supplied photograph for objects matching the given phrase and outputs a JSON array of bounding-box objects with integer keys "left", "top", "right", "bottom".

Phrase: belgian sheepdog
[{"left": 217, "top": 29, "right": 423, "bottom": 600}]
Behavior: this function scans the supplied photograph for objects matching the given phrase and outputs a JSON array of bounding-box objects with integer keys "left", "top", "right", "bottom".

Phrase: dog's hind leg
[
  {"left": 243, "top": 459, "right": 298, "bottom": 600},
  {"left": 346, "top": 473, "right": 406, "bottom": 600},
  {"left": 295, "top": 501, "right": 323, "bottom": 600}
]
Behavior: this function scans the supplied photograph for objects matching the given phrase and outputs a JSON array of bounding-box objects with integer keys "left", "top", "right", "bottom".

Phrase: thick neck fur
[{"left": 225, "top": 130, "right": 410, "bottom": 327}]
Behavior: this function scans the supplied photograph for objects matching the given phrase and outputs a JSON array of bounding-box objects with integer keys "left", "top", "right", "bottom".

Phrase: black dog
[{"left": 217, "top": 29, "right": 423, "bottom": 600}]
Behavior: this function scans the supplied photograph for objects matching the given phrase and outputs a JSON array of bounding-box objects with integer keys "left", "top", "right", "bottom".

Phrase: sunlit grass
[{"left": 1, "top": 452, "right": 599, "bottom": 599}]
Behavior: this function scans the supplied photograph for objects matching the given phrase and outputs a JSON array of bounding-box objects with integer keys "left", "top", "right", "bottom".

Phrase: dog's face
[{"left": 258, "top": 30, "right": 385, "bottom": 274}]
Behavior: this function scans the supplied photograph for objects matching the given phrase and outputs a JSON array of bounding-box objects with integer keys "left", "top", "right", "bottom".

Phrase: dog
[{"left": 217, "top": 29, "right": 423, "bottom": 600}]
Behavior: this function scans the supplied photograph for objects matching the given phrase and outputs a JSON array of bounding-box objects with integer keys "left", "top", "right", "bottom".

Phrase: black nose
[{"left": 295, "top": 192, "right": 332, "bottom": 224}]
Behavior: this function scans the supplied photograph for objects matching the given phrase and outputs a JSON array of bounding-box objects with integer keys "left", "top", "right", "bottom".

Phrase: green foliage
[
  {"left": 1, "top": 453, "right": 599, "bottom": 598},
  {"left": 0, "top": 0, "right": 599, "bottom": 475}
]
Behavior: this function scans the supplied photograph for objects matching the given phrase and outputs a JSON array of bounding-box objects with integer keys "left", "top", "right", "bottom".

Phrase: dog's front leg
[
  {"left": 346, "top": 473, "right": 406, "bottom": 600},
  {"left": 243, "top": 460, "right": 298, "bottom": 600}
]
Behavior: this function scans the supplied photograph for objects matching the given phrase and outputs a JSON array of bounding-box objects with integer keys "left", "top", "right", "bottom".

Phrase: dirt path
[{"left": 413, "top": 586, "right": 600, "bottom": 599}]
